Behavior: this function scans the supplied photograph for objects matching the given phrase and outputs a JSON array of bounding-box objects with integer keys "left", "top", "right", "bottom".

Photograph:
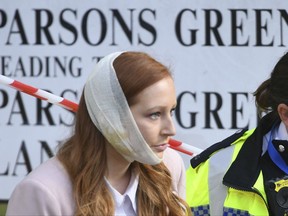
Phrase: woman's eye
[
  {"left": 170, "top": 108, "right": 175, "bottom": 116},
  {"left": 150, "top": 112, "right": 160, "bottom": 120}
]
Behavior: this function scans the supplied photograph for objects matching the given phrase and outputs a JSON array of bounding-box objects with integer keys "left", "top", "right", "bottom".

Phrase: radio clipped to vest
[{"left": 265, "top": 176, "right": 288, "bottom": 216}]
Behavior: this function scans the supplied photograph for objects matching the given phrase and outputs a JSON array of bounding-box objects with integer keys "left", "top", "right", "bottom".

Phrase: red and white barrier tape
[
  {"left": 0, "top": 74, "right": 202, "bottom": 156},
  {"left": 169, "top": 139, "right": 202, "bottom": 156},
  {"left": 0, "top": 75, "right": 78, "bottom": 112}
]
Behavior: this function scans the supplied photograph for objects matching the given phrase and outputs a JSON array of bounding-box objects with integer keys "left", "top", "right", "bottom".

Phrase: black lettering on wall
[
  {"left": 111, "top": 9, "right": 134, "bottom": 45},
  {"left": 204, "top": 92, "right": 224, "bottom": 129},
  {"left": 8, "top": 92, "right": 29, "bottom": 125},
  {"left": 0, "top": 89, "right": 8, "bottom": 109},
  {"left": 204, "top": 9, "right": 224, "bottom": 46},
  {"left": 82, "top": 9, "right": 107, "bottom": 46},
  {"left": 6, "top": 9, "right": 28, "bottom": 45},
  {"left": 138, "top": 9, "right": 157, "bottom": 46},
  {"left": 12, "top": 141, "right": 32, "bottom": 176},
  {"left": 0, "top": 9, "right": 7, "bottom": 28},
  {"left": 0, "top": 163, "right": 9, "bottom": 176},
  {"left": 36, "top": 97, "right": 55, "bottom": 126},
  {"left": 40, "top": 141, "right": 54, "bottom": 163},
  {"left": 175, "top": 9, "right": 197, "bottom": 46},
  {"left": 59, "top": 9, "right": 78, "bottom": 46},
  {"left": 175, "top": 91, "right": 198, "bottom": 128},
  {"left": 254, "top": 9, "right": 273, "bottom": 46},
  {"left": 230, "top": 9, "right": 249, "bottom": 46},
  {"left": 279, "top": 9, "right": 288, "bottom": 47},
  {"left": 230, "top": 92, "right": 249, "bottom": 129},
  {"left": 34, "top": 9, "right": 55, "bottom": 45}
]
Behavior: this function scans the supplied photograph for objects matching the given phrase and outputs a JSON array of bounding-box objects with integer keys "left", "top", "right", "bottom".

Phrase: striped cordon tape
[{"left": 0, "top": 74, "right": 202, "bottom": 156}]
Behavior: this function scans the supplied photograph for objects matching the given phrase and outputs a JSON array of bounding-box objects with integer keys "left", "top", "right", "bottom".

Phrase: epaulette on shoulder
[{"left": 190, "top": 127, "right": 248, "bottom": 168}]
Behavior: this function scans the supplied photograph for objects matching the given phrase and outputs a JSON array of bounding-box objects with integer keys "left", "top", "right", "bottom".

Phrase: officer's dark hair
[{"left": 254, "top": 52, "right": 288, "bottom": 114}]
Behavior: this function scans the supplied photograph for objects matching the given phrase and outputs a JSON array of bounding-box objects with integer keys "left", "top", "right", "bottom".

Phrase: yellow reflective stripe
[
  {"left": 224, "top": 128, "right": 268, "bottom": 215},
  {"left": 186, "top": 128, "right": 258, "bottom": 213},
  {"left": 254, "top": 171, "right": 267, "bottom": 202},
  {"left": 225, "top": 187, "right": 269, "bottom": 216},
  {"left": 209, "top": 144, "right": 235, "bottom": 214},
  {"left": 231, "top": 129, "right": 255, "bottom": 161},
  {"left": 186, "top": 162, "right": 209, "bottom": 207}
]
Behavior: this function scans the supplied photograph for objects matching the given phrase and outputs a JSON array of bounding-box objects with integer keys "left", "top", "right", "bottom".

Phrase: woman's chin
[{"left": 155, "top": 151, "right": 164, "bottom": 159}]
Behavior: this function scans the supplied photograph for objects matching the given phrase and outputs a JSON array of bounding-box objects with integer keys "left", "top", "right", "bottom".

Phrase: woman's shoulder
[
  {"left": 163, "top": 148, "right": 186, "bottom": 199},
  {"left": 26, "top": 156, "right": 69, "bottom": 182},
  {"left": 7, "top": 157, "right": 75, "bottom": 215},
  {"left": 14, "top": 156, "right": 72, "bottom": 199},
  {"left": 163, "top": 148, "right": 185, "bottom": 178},
  {"left": 163, "top": 148, "right": 183, "bottom": 165}
]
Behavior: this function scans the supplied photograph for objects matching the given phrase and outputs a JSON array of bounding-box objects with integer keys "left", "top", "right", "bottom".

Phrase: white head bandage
[{"left": 84, "top": 52, "right": 161, "bottom": 165}]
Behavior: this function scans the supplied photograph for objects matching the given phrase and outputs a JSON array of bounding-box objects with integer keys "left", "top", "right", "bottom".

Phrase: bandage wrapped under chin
[{"left": 84, "top": 51, "right": 161, "bottom": 165}]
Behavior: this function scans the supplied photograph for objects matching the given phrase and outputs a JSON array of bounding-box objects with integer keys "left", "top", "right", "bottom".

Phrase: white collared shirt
[
  {"left": 105, "top": 172, "right": 139, "bottom": 216},
  {"left": 263, "top": 121, "right": 288, "bottom": 154},
  {"left": 275, "top": 121, "right": 288, "bottom": 140}
]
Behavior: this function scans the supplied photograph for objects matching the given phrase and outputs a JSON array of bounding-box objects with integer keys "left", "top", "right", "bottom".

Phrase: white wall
[{"left": 1, "top": 0, "right": 288, "bottom": 199}]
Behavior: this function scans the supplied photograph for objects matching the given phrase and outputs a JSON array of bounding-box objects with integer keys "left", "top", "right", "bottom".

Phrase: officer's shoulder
[{"left": 190, "top": 127, "right": 248, "bottom": 168}]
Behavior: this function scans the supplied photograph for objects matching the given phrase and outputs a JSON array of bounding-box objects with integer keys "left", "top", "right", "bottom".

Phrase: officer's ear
[{"left": 277, "top": 103, "right": 288, "bottom": 126}]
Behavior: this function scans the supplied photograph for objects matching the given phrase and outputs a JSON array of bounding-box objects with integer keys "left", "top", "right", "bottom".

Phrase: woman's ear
[{"left": 278, "top": 103, "right": 288, "bottom": 126}]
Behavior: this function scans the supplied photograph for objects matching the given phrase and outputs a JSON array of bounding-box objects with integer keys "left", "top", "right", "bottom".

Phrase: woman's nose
[{"left": 162, "top": 115, "right": 176, "bottom": 136}]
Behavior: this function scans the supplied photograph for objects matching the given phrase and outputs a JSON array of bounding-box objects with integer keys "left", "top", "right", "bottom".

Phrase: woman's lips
[{"left": 151, "top": 143, "right": 169, "bottom": 152}]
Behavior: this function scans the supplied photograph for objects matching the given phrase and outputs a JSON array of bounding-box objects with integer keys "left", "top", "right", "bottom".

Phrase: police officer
[{"left": 186, "top": 52, "right": 288, "bottom": 216}]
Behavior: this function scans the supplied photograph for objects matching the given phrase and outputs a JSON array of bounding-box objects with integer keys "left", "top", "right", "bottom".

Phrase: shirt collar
[
  {"left": 263, "top": 122, "right": 288, "bottom": 154},
  {"left": 276, "top": 122, "right": 288, "bottom": 140},
  {"left": 104, "top": 171, "right": 139, "bottom": 213},
  {"left": 125, "top": 171, "right": 139, "bottom": 212}
]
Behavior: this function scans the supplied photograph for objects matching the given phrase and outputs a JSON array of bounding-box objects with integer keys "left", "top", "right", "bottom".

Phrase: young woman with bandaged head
[{"left": 7, "top": 51, "right": 191, "bottom": 216}]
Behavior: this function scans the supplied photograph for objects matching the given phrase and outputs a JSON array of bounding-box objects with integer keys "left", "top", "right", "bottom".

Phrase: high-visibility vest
[{"left": 186, "top": 129, "right": 269, "bottom": 216}]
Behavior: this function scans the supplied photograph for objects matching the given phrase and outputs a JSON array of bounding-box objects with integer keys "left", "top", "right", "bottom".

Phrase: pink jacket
[{"left": 6, "top": 148, "right": 186, "bottom": 216}]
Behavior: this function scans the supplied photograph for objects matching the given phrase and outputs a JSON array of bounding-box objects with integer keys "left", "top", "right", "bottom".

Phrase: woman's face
[{"left": 130, "top": 77, "right": 177, "bottom": 158}]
